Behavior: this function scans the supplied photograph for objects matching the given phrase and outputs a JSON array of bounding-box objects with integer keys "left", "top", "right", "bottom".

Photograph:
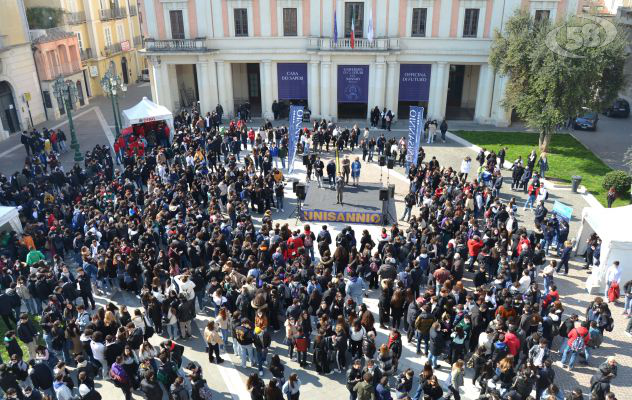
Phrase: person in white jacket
[
  {"left": 174, "top": 274, "right": 196, "bottom": 301},
  {"left": 460, "top": 156, "right": 472, "bottom": 183},
  {"left": 53, "top": 374, "right": 74, "bottom": 400}
]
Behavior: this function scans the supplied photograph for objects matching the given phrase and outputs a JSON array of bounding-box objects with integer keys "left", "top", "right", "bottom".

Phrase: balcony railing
[
  {"left": 311, "top": 37, "right": 397, "bottom": 51},
  {"left": 80, "top": 48, "right": 94, "bottom": 61},
  {"left": 103, "top": 42, "right": 123, "bottom": 56},
  {"left": 132, "top": 35, "right": 143, "bottom": 48},
  {"left": 144, "top": 38, "right": 207, "bottom": 52},
  {"left": 129, "top": 5, "right": 137, "bottom": 16},
  {"left": 99, "top": 7, "right": 127, "bottom": 20},
  {"left": 65, "top": 11, "right": 86, "bottom": 25}
]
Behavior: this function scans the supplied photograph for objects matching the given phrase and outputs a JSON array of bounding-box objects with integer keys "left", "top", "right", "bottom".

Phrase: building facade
[
  {"left": 140, "top": 0, "right": 585, "bottom": 125},
  {"left": 25, "top": 0, "right": 144, "bottom": 98},
  {"left": 31, "top": 29, "right": 90, "bottom": 120},
  {"left": 0, "top": 0, "right": 46, "bottom": 138}
]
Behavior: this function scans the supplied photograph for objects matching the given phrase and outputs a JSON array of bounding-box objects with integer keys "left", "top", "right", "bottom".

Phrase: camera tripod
[{"left": 289, "top": 197, "right": 304, "bottom": 225}]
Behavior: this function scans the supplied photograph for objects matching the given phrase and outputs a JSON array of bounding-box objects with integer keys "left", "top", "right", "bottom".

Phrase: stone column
[
  {"left": 385, "top": 61, "right": 398, "bottom": 119},
  {"left": 434, "top": 62, "right": 449, "bottom": 120},
  {"left": 260, "top": 60, "right": 274, "bottom": 119},
  {"left": 309, "top": 60, "right": 320, "bottom": 118},
  {"left": 196, "top": 60, "right": 212, "bottom": 115},
  {"left": 474, "top": 64, "right": 494, "bottom": 123},
  {"left": 217, "top": 61, "right": 234, "bottom": 117},
  {"left": 320, "top": 61, "right": 331, "bottom": 120},
  {"left": 374, "top": 61, "right": 386, "bottom": 110}
]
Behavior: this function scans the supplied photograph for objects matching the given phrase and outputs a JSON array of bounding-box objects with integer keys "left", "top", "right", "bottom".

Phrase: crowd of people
[{"left": 0, "top": 104, "right": 626, "bottom": 400}]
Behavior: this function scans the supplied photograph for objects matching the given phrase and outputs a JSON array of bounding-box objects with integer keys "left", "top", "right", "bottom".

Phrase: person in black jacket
[
  {"left": 141, "top": 371, "right": 164, "bottom": 400},
  {"left": 346, "top": 358, "right": 363, "bottom": 400},
  {"left": 17, "top": 314, "right": 37, "bottom": 359},
  {"left": 0, "top": 364, "right": 23, "bottom": 399},
  {"left": 535, "top": 359, "right": 555, "bottom": 400},
  {"left": 176, "top": 294, "right": 195, "bottom": 339},
  {"left": 76, "top": 269, "right": 95, "bottom": 310}
]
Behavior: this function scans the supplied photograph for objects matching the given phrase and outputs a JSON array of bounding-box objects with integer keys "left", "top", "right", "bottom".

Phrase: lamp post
[
  {"left": 53, "top": 76, "right": 83, "bottom": 162},
  {"left": 101, "top": 60, "right": 127, "bottom": 139}
]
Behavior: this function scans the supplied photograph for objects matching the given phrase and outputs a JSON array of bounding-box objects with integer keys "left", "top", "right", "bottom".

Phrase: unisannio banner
[
  {"left": 288, "top": 105, "right": 304, "bottom": 174},
  {"left": 406, "top": 106, "right": 424, "bottom": 166},
  {"left": 277, "top": 63, "right": 308, "bottom": 100},
  {"left": 337, "top": 65, "right": 369, "bottom": 103},
  {"left": 398, "top": 64, "right": 432, "bottom": 102}
]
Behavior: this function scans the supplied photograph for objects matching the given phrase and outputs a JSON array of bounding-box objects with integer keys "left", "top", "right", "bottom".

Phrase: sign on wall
[
  {"left": 121, "top": 40, "right": 131, "bottom": 52},
  {"left": 277, "top": 63, "right": 308, "bottom": 100},
  {"left": 337, "top": 65, "right": 369, "bottom": 103},
  {"left": 398, "top": 64, "right": 432, "bottom": 102},
  {"left": 302, "top": 209, "right": 382, "bottom": 225}
]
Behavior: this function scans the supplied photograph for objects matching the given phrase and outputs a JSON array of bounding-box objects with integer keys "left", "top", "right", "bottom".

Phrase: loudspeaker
[
  {"left": 292, "top": 179, "right": 299, "bottom": 193},
  {"left": 379, "top": 156, "right": 386, "bottom": 167},
  {"left": 387, "top": 158, "right": 395, "bottom": 169},
  {"left": 302, "top": 155, "right": 309, "bottom": 165},
  {"left": 379, "top": 188, "right": 389, "bottom": 201},
  {"left": 296, "top": 183, "right": 306, "bottom": 200}
]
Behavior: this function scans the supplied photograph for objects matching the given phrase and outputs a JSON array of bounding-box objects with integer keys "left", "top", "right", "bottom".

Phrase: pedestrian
[
  {"left": 336, "top": 173, "right": 345, "bottom": 204},
  {"left": 282, "top": 373, "right": 301, "bottom": 400},
  {"left": 351, "top": 157, "right": 361, "bottom": 186},
  {"left": 204, "top": 320, "right": 224, "bottom": 364}
]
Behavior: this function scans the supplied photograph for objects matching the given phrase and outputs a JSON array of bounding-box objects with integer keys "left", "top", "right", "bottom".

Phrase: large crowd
[{"left": 0, "top": 106, "right": 628, "bottom": 400}]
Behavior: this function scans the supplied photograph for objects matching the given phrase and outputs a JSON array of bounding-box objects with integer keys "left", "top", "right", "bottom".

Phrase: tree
[{"left": 490, "top": 11, "right": 627, "bottom": 152}]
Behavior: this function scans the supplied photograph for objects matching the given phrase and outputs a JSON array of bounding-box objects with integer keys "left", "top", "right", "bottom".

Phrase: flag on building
[
  {"left": 367, "top": 8, "right": 374, "bottom": 42},
  {"left": 334, "top": 9, "right": 338, "bottom": 44},
  {"left": 350, "top": 12, "right": 355, "bottom": 48}
]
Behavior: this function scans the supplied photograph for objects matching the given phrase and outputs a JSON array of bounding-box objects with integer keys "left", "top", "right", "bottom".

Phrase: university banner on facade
[
  {"left": 406, "top": 106, "right": 424, "bottom": 166},
  {"left": 288, "top": 105, "right": 304, "bottom": 174},
  {"left": 277, "top": 63, "right": 308, "bottom": 100},
  {"left": 302, "top": 209, "right": 382, "bottom": 225},
  {"left": 398, "top": 64, "right": 432, "bottom": 102},
  {"left": 337, "top": 65, "right": 369, "bottom": 103}
]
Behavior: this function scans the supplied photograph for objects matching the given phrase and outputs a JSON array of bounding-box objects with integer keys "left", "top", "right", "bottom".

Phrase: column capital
[
  {"left": 216, "top": 60, "right": 225, "bottom": 65},
  {"left": 262, "top": 59, "right": 272, "bottom": 65},
  {"left": 437, "top": 61, "right": 448, "bottom": 66},
  {"left": 309, "top": 59, "right": 320, "bottom": 65},
  {"left": 387, "top": 61, "right": 398, "bottom": 66}
]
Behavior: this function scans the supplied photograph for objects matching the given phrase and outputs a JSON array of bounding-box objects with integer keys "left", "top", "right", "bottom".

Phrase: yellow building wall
[{"left": 0, "top": 0, "right": 29, "bottom": 46}]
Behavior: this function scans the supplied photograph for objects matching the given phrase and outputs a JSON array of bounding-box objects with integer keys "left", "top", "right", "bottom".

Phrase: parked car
[
  {"left": 574, "top": 110, "right": 598, "bottom": 131},
  {"left": 603, "top": 98, "right": 630, "bottom": 118},
  {"left": 141, "top": 69, "right": 150, "bottom": 82}
]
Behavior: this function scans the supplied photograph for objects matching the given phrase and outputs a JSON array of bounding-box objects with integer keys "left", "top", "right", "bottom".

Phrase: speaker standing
[
  {"left": 351, "top": 157, "right": 361, "bottom": 187},
  {"left": 335, "top": 173, "right": 345, "bottom": 204}
]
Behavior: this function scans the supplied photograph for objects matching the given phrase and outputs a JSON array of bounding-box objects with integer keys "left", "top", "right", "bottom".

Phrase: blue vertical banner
[
  {"left": 288, "top": 105, "right": 304, "bottom": 174},
  {"left": 406, "top": 106, "right": 424, "bottom": 167}
]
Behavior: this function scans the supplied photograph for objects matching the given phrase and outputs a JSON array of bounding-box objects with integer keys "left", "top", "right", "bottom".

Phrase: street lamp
[
  {"left": 52, "top": 76, "right": 83, "bottom": 162},
  {"left": 101, "top": 60, "right": 127, "bottom": 139}
]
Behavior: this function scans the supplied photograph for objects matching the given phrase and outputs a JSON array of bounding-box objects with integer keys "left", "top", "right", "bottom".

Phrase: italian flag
[{"left": 350, "top": 14, "right": 355, "bottom": 49}]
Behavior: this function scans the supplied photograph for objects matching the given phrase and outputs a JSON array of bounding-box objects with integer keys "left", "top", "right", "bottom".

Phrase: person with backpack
[
  {"left": 141, "top": 370, "right": 164, "bottom": 400},
  {"left": 590, "top": 371, "right": 613, "bottom": 400},
  {"left": 560, "top": 321, "right": 590, "bottom": 370},
  {"left": 109, "top": 356, "right": 132, "bottom": 400}
]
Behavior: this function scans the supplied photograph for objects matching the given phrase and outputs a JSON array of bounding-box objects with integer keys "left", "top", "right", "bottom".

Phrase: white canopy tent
[
  {"left": 575, "top": 205, "right": 632, "bottom": 293},
  {"left": 0, "top": 206, "right": 23, "bottom": 234},
  {"left": 121, "top": 97, "right": 174, "bottom": 138}
]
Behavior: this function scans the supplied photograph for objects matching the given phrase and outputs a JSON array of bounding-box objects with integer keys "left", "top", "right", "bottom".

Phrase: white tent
[
  {"left": 0, "top": 206, "right": 23, "bottom": 233},
  {"left": 575, "top": 205, "right": 632, "bottom": 293},
  {"left": 121, "top": 97, "right": 174, "bottom": 135}
]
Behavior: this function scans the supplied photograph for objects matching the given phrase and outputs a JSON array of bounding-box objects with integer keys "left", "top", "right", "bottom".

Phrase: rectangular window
[
  {"left": 283, "top": 8, "right": 298, "bottom": 36},
  {"left": 169, "top": 10, "right": 185, "bottom": 39},
  {"left": 344, "top": 2, "right": 364, "bottom": 38},
  {"left": 534, "top": 9, "right": 550, "bottom": 22},
  {"left": 234, "top": 8, "right": 249, "bottom": 36},
  {"left": 463, "top": 8, "right": 479, "bottom": 37},
  {"left": 104, "top": 27, "right": 112, "bottom": 46},
  {"left": 76, "top": 32, "right": 83, "bottom": 49},
  {"left": 117, "top": 25, "right": 125, "bottom": 42},
  {"left": 411, "top": 8, "right": 427, "bottom": 37}
]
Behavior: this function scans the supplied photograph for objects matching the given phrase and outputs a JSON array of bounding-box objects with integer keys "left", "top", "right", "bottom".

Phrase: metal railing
[
  {"left": 65, "top": 11, "right": 86, "bottom": 25},
  {"left": 103, "top": 42, "right": 123, "bottom": 56},
  {"left": 144, "top": 38, "right": 207, "bottom": 52},
  {"left": 129, "top": 5, "right": 137, "bottom": 16},
  {"left": 313, "top": 37, "right": 396, "bottom": 51},
  {"left": 132, "top": 35, "right": 143, "bottom": 47},
  {"left": 99, "top": 7, "right": 128, "bottom": 20},
  {"left": 80, "top": 48, "right": 94, "bottom": 61}
]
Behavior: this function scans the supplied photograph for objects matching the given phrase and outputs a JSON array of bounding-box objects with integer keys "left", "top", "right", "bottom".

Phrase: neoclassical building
[{"left": 139, "top": 0, "right": 586, "bottom": 125}]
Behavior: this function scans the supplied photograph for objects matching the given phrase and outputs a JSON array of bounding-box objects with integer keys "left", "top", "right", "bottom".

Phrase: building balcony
[
  {"left": 309, "top": 37, "right": 398, "bottom": 51},
  {"left": 129, "top": 5, "right": 137, "bottom": 16},
  {"left": 80, "top": 48, "right": 94, "bottom": 61},
  {"left": 65, "top": 11, "right": 86, "bottom": 25},
  {"left": 144, "top": 38, "right": 207, "bottom": 52},
  {"left": 99, "top": 7, "right": 127, "bottom": 21},
  {"left": 41, "top": 63, "right": 82, "bottom": 81},
  {"left": 103, "top": 42, "right": 123, "bottom": 56}
]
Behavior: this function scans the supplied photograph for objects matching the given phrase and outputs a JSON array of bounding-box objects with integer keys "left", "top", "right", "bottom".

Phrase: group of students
[{"left": 0, "top": 103, "right": 624, "bottom": 400}]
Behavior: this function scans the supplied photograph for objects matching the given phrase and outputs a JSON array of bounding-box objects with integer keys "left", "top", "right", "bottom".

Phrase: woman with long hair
[
  {"left": 215, "top": 307, "right": 231, "bottom": 350},
  {"left": 449, "top": 360, "right": 465, "bottom": 400},
  {"left": 390, "top": 287, "right": 405, "bottom": 330},
  {"left": 264, "top": 378, "right": 284, "bottom": 400},
  {"left": 281, "top": 373, "right": 301, "bottom": 400},
  {"left": 247, "top": 372, "right": 265, "bottom": 400},
  {"left": 204, "top": 320, "right": 224, "bottom": 364}
]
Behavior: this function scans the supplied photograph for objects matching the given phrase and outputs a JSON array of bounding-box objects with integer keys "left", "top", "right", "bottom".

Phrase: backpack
[
  {"left": 234, "top": 326, "right": 247, "bottom": 343},
  {"left": 604, "top": 316, "right": 614, "bottom": 332},
  {"left": 587, "top": 328, "right": 603, "bottom": 348},
  {"left": 569, "top": 330, "right": 586, "bottom": 352},
  {"left": 303, "top": 233, "right": 313, "bottom": 247},
  {"left": 197, "top": 383, "right": 213, "bottom": 400}
]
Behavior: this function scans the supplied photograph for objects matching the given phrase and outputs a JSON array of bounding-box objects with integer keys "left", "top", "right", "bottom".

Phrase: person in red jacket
[
  {"left": 560, "top": 321, "right": 590, "bottom": 370},
  {"left": 517, "top": 234, "right": 531, "bottom": 256},
  {"left": 286, "top": 231, "right": 304, "bottom": 260},
  {"left": 503, "top": 326, "right": 521, "bottom": 357},
  {"left": 467, "top": 235, "right": 483, "bottom": 272}
]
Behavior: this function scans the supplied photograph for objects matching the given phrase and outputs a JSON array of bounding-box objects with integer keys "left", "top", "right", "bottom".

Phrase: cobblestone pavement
[{"left": 17, "top": 119, "right": 627, "bottom": 399}]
